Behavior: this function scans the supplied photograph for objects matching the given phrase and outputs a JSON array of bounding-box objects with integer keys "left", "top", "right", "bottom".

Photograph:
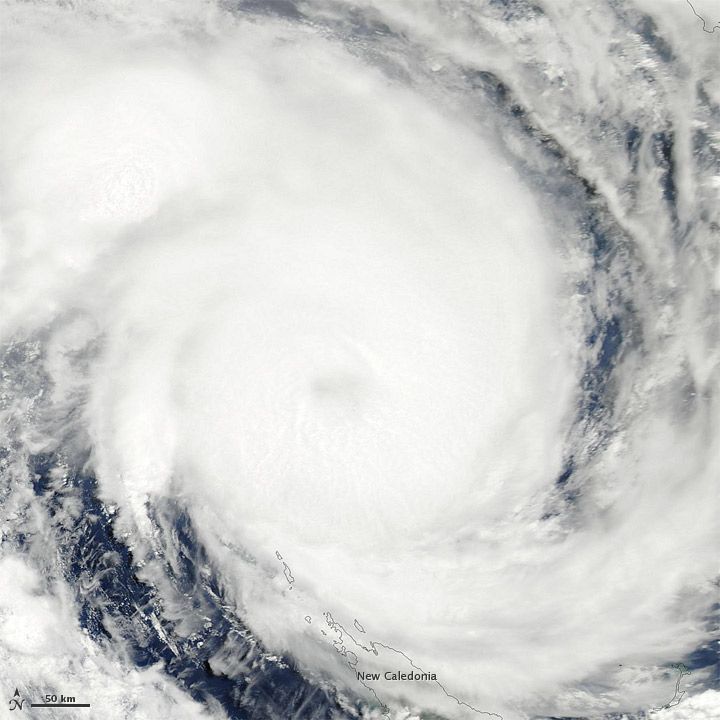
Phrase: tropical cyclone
[{"left": 1, "top": 1, "right": 718, "bottom": 719}]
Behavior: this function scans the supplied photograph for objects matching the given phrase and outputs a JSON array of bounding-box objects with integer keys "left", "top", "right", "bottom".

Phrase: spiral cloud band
[{"left": 0, "top": 1, "right": 718, "bottom": 719}]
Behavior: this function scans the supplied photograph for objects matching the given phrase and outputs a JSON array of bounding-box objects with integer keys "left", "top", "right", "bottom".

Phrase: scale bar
[{"left": 31, "top": 703, "right": 91, "bottom": 708}]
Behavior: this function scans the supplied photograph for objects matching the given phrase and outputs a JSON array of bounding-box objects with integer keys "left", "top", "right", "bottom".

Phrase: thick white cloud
[
  {"left": 1, "top": 2, "right": 717, "bottom": 720},
  {"left": 651, "top": 690, "right": 720, "bottom": 720}
]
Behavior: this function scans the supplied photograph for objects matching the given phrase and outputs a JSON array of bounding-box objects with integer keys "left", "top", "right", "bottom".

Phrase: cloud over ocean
[{"left": 1, "top": 1, "right": 718, "bottom": 719}]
